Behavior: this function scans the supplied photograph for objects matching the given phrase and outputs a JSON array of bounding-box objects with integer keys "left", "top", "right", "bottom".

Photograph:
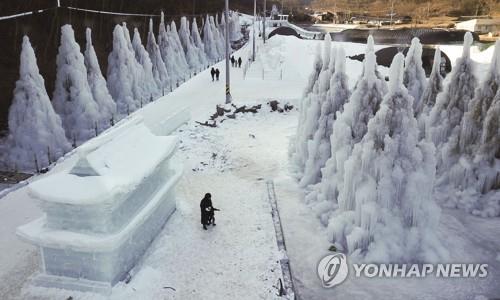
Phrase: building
[{"left": 456, "top": 18, "right": 500, "bottom": 35}]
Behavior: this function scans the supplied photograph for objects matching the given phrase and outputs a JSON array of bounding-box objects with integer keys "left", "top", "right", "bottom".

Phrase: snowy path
[
  {"left": 1, "top": 36, "right": 310, "bottom": 299},
  {"left": 20, "top": 104, "right": 299, "bottom": 300}
]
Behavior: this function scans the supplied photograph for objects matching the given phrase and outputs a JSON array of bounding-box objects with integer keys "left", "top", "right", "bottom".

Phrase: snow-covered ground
[{"left": 1, "top": 35, "right": 499, "bottom": 299}]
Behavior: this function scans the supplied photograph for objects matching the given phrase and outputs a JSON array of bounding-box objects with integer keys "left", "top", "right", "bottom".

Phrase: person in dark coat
[
  {"left": 200, "top": 193, "right": 219, "bottom": 230},
  {"left": 210, "top": 67, "right": 216, "bottom": 81},
  {"left": 231, "top": 56, "right": 235, "bottom": 67},
  {"left": 215, "top": 69, "right": 220, "bottom": 81},
  {"left": 238, "top": 57, "right": 242, "bottom": 68}
]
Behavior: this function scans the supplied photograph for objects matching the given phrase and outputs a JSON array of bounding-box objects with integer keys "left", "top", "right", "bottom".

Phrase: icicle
[
  {"left": 366, "top": 35, "right": 375, "bottom": 53},
  {"left": 462, "top": 32, "right": 473, "bottom": 59},
  {"left": 322, "top": 34, "right": 332, "bottom": 71},
  {"left": 335, "top": 47, "right": 346, "bottom": 74},
  {"left": 389, "top": 53, "right": 405, "bottom": 94}
]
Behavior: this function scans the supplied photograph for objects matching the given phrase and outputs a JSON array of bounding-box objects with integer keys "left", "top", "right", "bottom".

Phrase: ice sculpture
[{"left": 17, "top": 118, "right": 182, "bottom": 294}]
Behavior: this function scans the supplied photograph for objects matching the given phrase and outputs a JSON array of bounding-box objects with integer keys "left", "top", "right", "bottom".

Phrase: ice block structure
[{"left": 17, "top": 118, "right": 182, "bottom": 294}]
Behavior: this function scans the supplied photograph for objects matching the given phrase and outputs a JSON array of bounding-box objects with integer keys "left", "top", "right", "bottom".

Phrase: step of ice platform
[{"left": 30, "top": 274, "right": 112, "bottom": 295}]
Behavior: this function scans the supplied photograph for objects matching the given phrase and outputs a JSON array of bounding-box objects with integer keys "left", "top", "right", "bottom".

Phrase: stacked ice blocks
[{"left": 17, "top": 121, "right": 182, "bottom": 294}]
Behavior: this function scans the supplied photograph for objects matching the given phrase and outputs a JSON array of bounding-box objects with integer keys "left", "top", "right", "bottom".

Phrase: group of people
[
  {"left": 210, "top": 68, "right": 221, "bottom": 82},
  {"left": 209, "top": 56, "right": 244, "bottom": 81},
  {"left": 200, "top": 193, "right": 219, "bottom": 230},
  {"left": 231, "top": 56, "right": 242, "bottom": 68}
]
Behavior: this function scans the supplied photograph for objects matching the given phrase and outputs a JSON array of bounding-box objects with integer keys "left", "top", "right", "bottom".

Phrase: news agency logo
[
  {"left": 317, "top": 253, "right": 349, "bottom": 288},
  {"left": 317, "top": 253, "right": 489, "bottom": 289}
]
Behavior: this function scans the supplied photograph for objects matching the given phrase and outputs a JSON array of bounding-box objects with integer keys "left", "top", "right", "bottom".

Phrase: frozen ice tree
[
  {"left": 477, "top": 92, "right": 500, "bottom": 189},
  {"left": 203, "top": 15, "right": 219, "bottom": 61},
  {"left": 440, "top": 90, "right": 500, "bottom": 217},
  {"left": 458, "top": 40, "right": 500, "bottom": 155},
  {"left": 147, "top": 18, "right": 170, "bottom": 90},
  {"left": 123, "top": 22, "right": 153, "bottom": 103},
  {"left": 210, "top": 16, "right": 225, "bottom": 58},
  {"left": 299, "top": 35, "right": 333, "bottom": 186},
  {"left": 84, "top": 28, "right": 116, "bottom": 132},
  {"left": 179, "top": 16, "right": 202, "bottom": 70},
  {"left": 301, "top": 47, "right": 351, "bottom": 188},
  {"left": 315, "top": 49, "right": 386, "bottom": 216},
  {"left": 159, "top": 15, "right": 190, "bottom": 84},
  {"left": 271, "top": 5, "right": 279, "bottom": 18},
  {"left": 158, "top": 13, "right": 183, "bottom": 84},
  {"left": 403, "top": 37, "right": 427, "bottom": 115},
  {"left": 107, "top": 25, "right": 140, "bottom": 116},
  {"left": 169, "top": 20, "right": 190, "bottom": 77},
  {"left": 330, "top": 53, "right": 446, "bottom": 262},
  {"left": 6, "top": 36, "right": 71, "bottom": 171},
  {"left": 426, "top": 32, "right": 476, "bottom": 149},
  {"left": 291, "top": 43, "right": 323, "bottom": 175},
  {"left": 416, "top": 48, "right": 444, "bottom": 140},
  {"left": 132, "top": 28, "right": 160, "bottom": 100},
  {"left": 416, "top": 48, "right": 443, "bottom": 117},
  {"left": 436, "top": 41, "right": 500, "bottom": 216},
  {"left": 355, "top": 36, "right": 388, "bottom": 95},
  {"left": 229, "top": 11, "right": 243, "bottom": 42},
  {"left": 192, "top": 17, "right": 207, "bottom": 66},
  {"left": 53, "top": 25, "right": 100, "bottom": 146}
]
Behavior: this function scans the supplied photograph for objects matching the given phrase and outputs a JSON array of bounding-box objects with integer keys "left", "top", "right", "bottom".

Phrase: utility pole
[
  {"left": 390, "top": 0, "right": 395, "bottom": 28},
  {"left": 253, "top": 0, "right": 256, "bottom": 61},
  {"left": 225, "top": 0, "right": 231, "bottom": 104},
  {"left": 263, "top": 0, "right": 267, "bottom": 44}
]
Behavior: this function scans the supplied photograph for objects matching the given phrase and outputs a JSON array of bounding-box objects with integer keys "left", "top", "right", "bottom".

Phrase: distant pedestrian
[
  {"left": 231, "top": 55, "right": 235, "bottom": 67},
  {"left": 215, "top": 68, "right": 220, "bottom": 81},
  {"left": 238, "top": 57, "right": 242, "bottom": 68},
  {"left": 210, "top": 67, "right": 216, "bottom": 81},
  {"left": 200, "top": 193, "right": 219, "bottom": 230}
]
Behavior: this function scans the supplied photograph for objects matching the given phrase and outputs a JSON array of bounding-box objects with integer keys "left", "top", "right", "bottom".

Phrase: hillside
[{"left": 310, "top": 0, "right": 500, "bottom": 19}]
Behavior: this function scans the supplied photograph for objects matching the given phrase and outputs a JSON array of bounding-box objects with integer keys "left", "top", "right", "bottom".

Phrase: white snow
[
  {"left": 1, "top": 30, "right": 500, "bottom": 300},
  {"left": 27, "top": 123, "right": 177, "bottom": 206}
]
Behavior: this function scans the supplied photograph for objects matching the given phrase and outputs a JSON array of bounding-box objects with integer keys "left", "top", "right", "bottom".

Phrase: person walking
[
  {"left": 210, "top": 67, "right": 216, "bottom": 81},
  {"left": 238, "top": 57, "right": 242, "bottom": 68},
  {"left": 231, "top": 56, "right": 235, "bottom": 67},
  {"left": 200, "top": 193, "right": 219, "bottom": 230},
  {"left": 215, "top": 68, "right": 220, "bottom": 81}
]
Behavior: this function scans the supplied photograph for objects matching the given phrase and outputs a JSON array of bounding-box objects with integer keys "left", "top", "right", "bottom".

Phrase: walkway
[{"left": 0, "top": 35, "right": 309, "bottom": 299}]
